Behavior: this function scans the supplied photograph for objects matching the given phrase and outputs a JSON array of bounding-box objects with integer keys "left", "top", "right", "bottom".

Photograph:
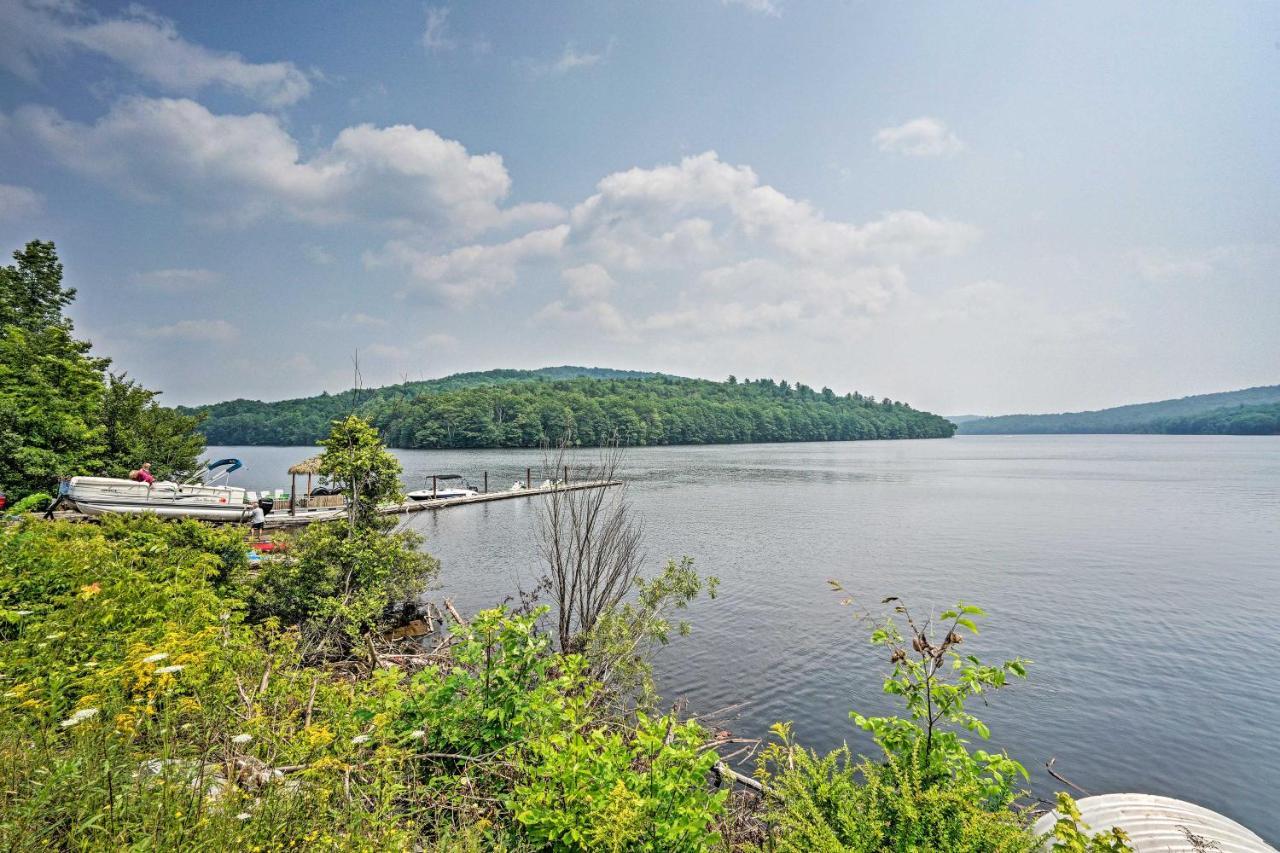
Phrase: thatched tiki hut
[{"left": 287, "top": 456, "right": 323, "bottom": 515}]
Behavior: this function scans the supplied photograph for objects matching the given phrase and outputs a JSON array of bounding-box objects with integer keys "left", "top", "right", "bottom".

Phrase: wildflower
[
  {"left": 142, "top": 652, "right": 169, "bottom": 664},
  {"left": 350, "top": 735, "right": 371, "bottom": 745},
  {"left": 155, "top": 664, "right": 185, "bottom": 674},
  {"left": 236, "top": 812, "right": 251, "bottom": 821},
  {"left": 408, "top": 730, "right": 424, "bottom": 740},
  {"left": 79, "top": 582, "right": 101, "bottom": 598},
  {"left": 231, "top": 733, "right": 253, "bottom": 745},
  {"left": 14, "top": 610, "right": 32, "bottom": 616},
  {"left": 59, "top": 707, "right": 99, "bottom": 728}
]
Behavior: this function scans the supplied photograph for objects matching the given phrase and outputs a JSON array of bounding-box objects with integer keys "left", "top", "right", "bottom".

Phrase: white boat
[
  {"left": 67, "top": 459, "right": 254, "bottom": 522},
  {"left": 406, "top": 474, "right": 479, "bottom": 502}
]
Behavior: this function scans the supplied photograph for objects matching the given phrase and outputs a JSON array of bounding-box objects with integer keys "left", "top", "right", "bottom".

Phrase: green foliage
[
  {"left": 511, "top": 713, "right": 727, "bottom": 852},
  {"left": 850, "top": 599, "right": 1029, "bottom": 804},
  {"left": 0, "top": 239, "right": 75, "bottom": 333},
  {"left": 320, "top": 414, "right": 405, "bottom": 526},
  {"left": 0, "top": 323, "right": 107, "bottom": 498},
  {"left": 754, "top": 723, "right": 1039, "bottom": 852},
  {"left": 245, "top": 522, "right": 437, "bottom": 647},
  {"left": 190, "top": 371, "right": 956, "bottom": 447},
  {"left": 0, "top": 240, "right": 206, "bottom": 499},
  {"left": 393, "top": 607, "right": 591, "bottom": 757},
  {"left": 1048, "top": 793, "right": 1134, "bottom": 852},
  {"left": 101, "top": 373, "right": 206, "bottom": 481},
  {"left": 585, "top": 557, "right": 719, "bottom": 710},
  {"left": 960, "top": 384, "right": 1280, "bottom": 435}
]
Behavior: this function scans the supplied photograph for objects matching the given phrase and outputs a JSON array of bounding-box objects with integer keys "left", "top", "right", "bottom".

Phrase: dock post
[
  {"left": 526, "top": 467, "right": 531, "bottom": 489},
  {"left": 564, "top": 465, "right": 570, "bottom": 484},
  {"left": 289, "top": 472, "right": 296, "bottom": 515},
  {"left": 483, "top": 471, "right": 488, "bottom": 493},
  {"left": 432, "top": 475, "right": 437, "bottom": 499}
]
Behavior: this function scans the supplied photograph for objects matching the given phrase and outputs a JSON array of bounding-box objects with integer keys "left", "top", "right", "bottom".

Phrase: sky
[{"left": 0, "top": 0, "right": 1276, "bottom": 415}]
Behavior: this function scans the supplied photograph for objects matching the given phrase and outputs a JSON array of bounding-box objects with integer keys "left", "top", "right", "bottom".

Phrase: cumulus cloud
[
  {"left": 375, "top": 225, "right": 570, "bottom": 305},
  {"left": 0, "top": 0, "right": 311, "bottom": 107},
  {"left": 0, "top": 183, "right": 44, "bottom": 220},
  {"left": 534, "top": 264, "right": 629, "bottom": 336},
  {"left": 8, "top": 97, "right": 564, "bottom": 232},
  {"left": 152, "top": 318, "right": 237, "bottom": 342},
  {"left": 874, "top": 117, "right": 964, "bottom": 158},
  {"left": 131, "top": 267, "right": 221, "bottom": 291}
]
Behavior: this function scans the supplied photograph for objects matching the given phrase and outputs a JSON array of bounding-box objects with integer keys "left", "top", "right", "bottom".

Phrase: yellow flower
[{"left": 79, "top": 582, "right": 102, "bottom": 598}]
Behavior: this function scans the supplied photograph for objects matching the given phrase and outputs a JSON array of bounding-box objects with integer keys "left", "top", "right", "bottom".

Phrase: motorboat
[
  {"left": 66, "top": 458, "right": 255, "bottom": 522},
  {"left": 406, "top": 474, "right": 479, "bottom": 502}
]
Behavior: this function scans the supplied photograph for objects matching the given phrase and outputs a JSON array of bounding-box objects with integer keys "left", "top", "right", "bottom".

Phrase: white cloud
[
  {"left": 529, "top": 41, "right": 613, "bottom": 77},
  {"left": 421, "top": 6, "right": 454, "bottom": 52},
  {"left": 0, "top": 183, "right": 44, "bottom": 220},
  {"left": 721, "top": 0, "right": 781, "bottom": 17},
  {"left": 9, "top": 97, "right": 564, "bottom": 233},
  {"left": 1129, "top": 245, "right": 1274, "bottom": 283},
  {"left": 874, "top": 117, "right": 964, "bottom": 158},
  {"left": 152, "top": 318, "right": 237, "bottom": 342},
  {"left": 131, "top": 267, "right": 221, "bottom": 291},
  {"left": 0, "top": 0, "right": 311, "bottom": 107},
  {"left": 535, "top": 264, "right": 629, "bottom": 337},
  {"left": 375, "top": 224, "right": 570, "bottom": 305}
]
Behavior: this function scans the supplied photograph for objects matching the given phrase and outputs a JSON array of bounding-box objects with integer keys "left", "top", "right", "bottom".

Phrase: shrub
[
  {"left": 511, "top": 713, "right": 728, "bottom": 852},
  {"left": 244, "top": 523, "right": 438, "bottom": 649},
  {"left": 755, "top": 722, "right": 1039, "bottom": 852}
]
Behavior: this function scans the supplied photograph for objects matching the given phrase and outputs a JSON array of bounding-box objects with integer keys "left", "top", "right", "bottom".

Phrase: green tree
[
  {"left": 319, "top": 414, "right": 404, "bottom": 527},
  {"left": 0, "top": 240, "right": 207, "bottom": 499},
  {"left": 101, "top": 373, "right": 205, "bottom": 481},
  {"left": 0, "top": 240, "right": 75, "bottom": 332},
  {"left": 0, "top": 324, "right": 106, "bottom": 498}
]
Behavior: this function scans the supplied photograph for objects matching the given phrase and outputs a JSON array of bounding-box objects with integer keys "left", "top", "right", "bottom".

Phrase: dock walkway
[{"left": 47, "top": 480, "right": 621, "bottom": 528}]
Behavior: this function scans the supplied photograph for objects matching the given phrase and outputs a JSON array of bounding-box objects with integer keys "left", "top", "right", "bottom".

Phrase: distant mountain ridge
[
  {"left": 959, "top": 385, "right": 1280, "bottom": 435},
  {"left": 181, "top": 366, "right": 664, "bottom": 446},
  {"left": 183, "top": 366, "right": 956, "bottom": 447}
]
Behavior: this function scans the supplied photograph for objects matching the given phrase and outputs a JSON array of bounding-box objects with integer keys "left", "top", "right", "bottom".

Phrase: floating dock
[
  {"left": 46, "top": 480, "right": 621, "bottom": 528},
  {"left": 263, "top": 479, "right": 620, "bottom": 529}
]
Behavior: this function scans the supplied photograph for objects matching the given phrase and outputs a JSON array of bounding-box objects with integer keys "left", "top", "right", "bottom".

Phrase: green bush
[
  {"left": 755, "top": 723, "right": 1038, "bottom": 852},
  {"left": 512, "top": 713, "right": 727, "bottom": 852},
  {"left": 244, "top": 523, "right": 438, "bottom": 648}
]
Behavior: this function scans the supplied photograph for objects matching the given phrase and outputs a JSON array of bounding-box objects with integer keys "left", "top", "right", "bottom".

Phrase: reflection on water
[{"left": 213, "top": 435, "right": 1280, "bottom": 841}]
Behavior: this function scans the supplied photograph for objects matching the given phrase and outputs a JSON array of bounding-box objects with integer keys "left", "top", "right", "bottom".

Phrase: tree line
[
  {"left": 0, "top": 240, "right": 205, "bottom": 500},
  {"left": 196, "top": 374, "right": 957, "bottom": 448}
]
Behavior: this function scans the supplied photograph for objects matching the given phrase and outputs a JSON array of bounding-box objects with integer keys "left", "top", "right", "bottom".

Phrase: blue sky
[{"left": 1, "top": 0, "right": 1276, "bottom": 414}]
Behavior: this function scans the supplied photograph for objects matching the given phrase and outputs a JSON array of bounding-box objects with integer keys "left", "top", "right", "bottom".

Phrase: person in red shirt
[{"left": 130, "top": 463, "right": 155, "bottom": 484}]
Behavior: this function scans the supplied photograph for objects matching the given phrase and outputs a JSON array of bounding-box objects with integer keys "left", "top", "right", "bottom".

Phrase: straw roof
[{"left": 288, "top": 456, "right": 323, "bottom": 475}]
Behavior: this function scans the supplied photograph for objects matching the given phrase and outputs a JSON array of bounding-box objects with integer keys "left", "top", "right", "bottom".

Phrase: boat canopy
[{"left": 207, "top": 458, "right": 243, "bottom": 475}]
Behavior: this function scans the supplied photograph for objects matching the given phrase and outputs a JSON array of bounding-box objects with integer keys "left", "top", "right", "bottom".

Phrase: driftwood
[
  {"left": 1045, "top": 757, "right": 1091, "bottom": 797},
  {"left": 444, "top": 599, "right": 465, "bottom": 626},
  {"left": 713, "top": 761, "right": 768, "bottom": 795}
]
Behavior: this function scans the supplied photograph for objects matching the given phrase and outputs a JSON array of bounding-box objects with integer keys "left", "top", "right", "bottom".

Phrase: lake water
[{"left": 212, "top": 435, "right": 1280, "bottom": 841}]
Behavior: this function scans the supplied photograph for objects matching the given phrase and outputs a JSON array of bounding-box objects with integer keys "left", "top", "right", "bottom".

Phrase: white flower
[
  {"left": 408, "top": 730, "right": 425, "bottom": 740},
  {"left": 350, "top": 735, "right": 371, "bottom": 745},
  {"left": 235, "top": 812, "right": 251, "bottom": 821},
  {"left": 14, "top": 610, "right": 32, "bottom": 616},
  {"left": 155, "top": 664, "right": 185, "bottom": 674},
  {"left": 142, "top": 652, "right": 169, "bottom": 664},
  {"left": 231, "top": 734, "right": 253, "bottom": 745},
  {"left": 60, "top": 708, "right": 99, "bottom": 728}
]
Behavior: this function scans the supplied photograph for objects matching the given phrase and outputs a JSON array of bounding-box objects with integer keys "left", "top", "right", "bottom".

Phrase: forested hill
[
  {"left": 181, "top": 367, "right": 657, "bottom": 445},
  {"left": 959, "top": 385, "right": 1280, "bottom": 435},
  {"left": 187, "top": 371, "right": 956, "bottom": 447}
]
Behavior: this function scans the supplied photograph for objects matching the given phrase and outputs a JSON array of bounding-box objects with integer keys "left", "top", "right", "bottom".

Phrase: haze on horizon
[{"left": 0, "top": 0, "right": 1275, "bottom": 417}]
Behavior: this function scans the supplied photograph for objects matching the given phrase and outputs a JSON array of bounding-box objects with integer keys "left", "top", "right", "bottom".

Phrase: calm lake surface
[{"left": 212, "top": 435, "right": 1280, "bottom": 841}]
